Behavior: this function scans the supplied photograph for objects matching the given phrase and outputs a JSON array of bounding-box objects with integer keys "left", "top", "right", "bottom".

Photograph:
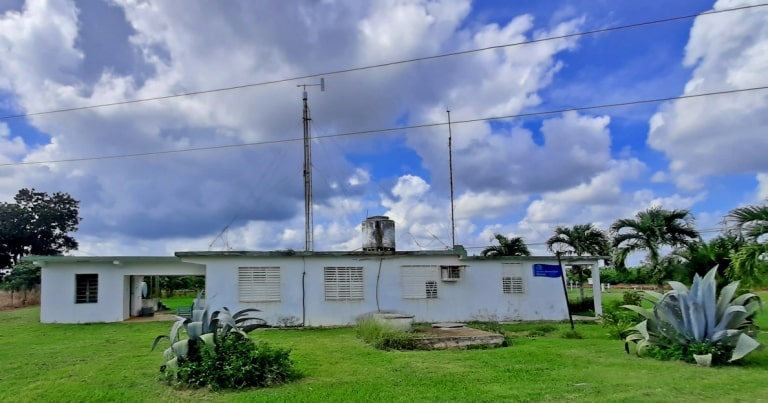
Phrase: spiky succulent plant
[
  {"left": 622, "top": 267, "right": 763, "bottom": 365},
  {"left": 151, "top": 292, "right": 267, "bottom": 372}
]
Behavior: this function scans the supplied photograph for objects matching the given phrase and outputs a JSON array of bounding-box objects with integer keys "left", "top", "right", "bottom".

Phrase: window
[
  {"left": 440, "top": 265, "right": 463, "bottom": 281},
  {"left": 401, "top": 265, "right": 440, "bottom": 299},
  {"left": 503, "top": 276, "right": 525, "bottom": 294},
  {"left": 502, "top": 263, "right": 525, "bottom": 294},
  {"left": 239, "top": 267, "right": 281, "bottom": 302},
  {"left": 76, "top": 274, "right": 98, "bottom": 303},
  {"left": 324, "top": 267, "right": 364, "bottom": 301},
  {"left": 425, "top": 281, "right": 438, "bottom": 299}
]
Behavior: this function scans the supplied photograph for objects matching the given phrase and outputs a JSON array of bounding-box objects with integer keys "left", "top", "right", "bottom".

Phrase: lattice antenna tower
[{"left": 297, "top": 78, "right": 325, "bottom": 251}]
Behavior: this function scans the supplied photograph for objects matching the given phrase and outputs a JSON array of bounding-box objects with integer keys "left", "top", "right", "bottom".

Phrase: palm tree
[
  {"left": 725, "top": 203, "right": 768, "bottom": 287},
  {"left": 663, "top": 235, "right": 742, "bottom": 287},
  {"left": 610, "top": 207, "right": 699, "bottom": 287},
  {"left": 725, "top": 203, "right": 768, "bottom": 241},
  {"left": 546, "top": 224, "right": 609, "bottom": 300},
  {"left": 481, "top": 234, "right": 531, "bottom": 257}
]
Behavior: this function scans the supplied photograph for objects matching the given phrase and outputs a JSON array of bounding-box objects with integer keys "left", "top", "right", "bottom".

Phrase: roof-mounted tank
[{"left": 362, "top": 216, "right": 395, "bottom": 252}]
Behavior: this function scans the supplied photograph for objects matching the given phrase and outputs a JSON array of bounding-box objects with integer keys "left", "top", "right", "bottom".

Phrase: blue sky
[{"left": 0, "top": 0, "right": 766, "bottom": 256}]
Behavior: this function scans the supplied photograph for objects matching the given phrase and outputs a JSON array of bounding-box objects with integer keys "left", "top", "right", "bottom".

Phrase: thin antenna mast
[
  {"left": 447, "top": 110, "right": 456, "bottom": 248},
  {"left": 297, "top": 78, "right": 325, "bottom": 251}
]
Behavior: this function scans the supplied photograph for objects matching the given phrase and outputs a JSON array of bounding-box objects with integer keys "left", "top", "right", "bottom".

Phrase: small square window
[
  {"left": 76, "top": 274, "right": 98, "bottom": 303},
  {"left": 425, "top": 281, "right": 438, "bottom": 299},
  {"left": 440, "top": 265, "right": 462, "bottom": 281},
  {"left": 503, "top": 276, "right": 525, "bottom": 294}
]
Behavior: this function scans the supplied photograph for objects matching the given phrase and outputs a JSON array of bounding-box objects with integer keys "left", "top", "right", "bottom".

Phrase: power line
[
  {"left": 0, "top": 3, "right": 765, "bottom": 121},
  {"left": 2, "top": 84, "right": 766, "bottom": 167}
]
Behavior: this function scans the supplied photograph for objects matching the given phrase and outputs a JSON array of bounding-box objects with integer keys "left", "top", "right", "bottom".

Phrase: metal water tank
[{"left": 362, "top": 216, "right": 396, "bottom": 252}]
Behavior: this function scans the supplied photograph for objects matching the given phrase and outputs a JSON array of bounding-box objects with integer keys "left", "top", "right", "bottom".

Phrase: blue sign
[{"left": 533, "top": 264, "right": 562, "bottom": 278}]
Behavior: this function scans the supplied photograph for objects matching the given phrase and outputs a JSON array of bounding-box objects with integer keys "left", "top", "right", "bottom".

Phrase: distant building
[{"left": 31, "top": 217, "right": 604, "bottom": 325}]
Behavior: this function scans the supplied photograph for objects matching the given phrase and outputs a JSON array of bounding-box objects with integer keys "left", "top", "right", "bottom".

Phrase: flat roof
[
  {"left": 462, "top": 255, "right": 607, "bottom": 262},
  {"left": 25, "top": 251, "right": 606, "bottom": 264},
  {"left": 176, "top": 250, "right": 605, "bottom": 263},
  {"left": 24, "top": 255, "right": 183, "bottom": 264},
  {"left": 175, "top": 249, "right": 464, "bottom": 258}
]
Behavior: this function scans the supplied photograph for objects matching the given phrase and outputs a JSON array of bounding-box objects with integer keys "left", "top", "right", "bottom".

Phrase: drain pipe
[
  {"left": 375, "top": 258, "right": 384, "bottom": 312},
  {"left": 302, "top": 257, "right": 307, "bottom": 327}
]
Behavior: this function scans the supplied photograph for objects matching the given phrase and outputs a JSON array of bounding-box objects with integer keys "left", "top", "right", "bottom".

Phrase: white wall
[
  {"left": 186, "top": 254, "right": 576, "bottom": 327},
  {"left": 40, "top": 261, "right": 204, "bottom": 323}
]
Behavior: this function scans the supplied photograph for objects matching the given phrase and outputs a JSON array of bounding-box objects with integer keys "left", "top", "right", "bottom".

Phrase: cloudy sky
[{"left": 0, "top": 0, "right": 766, "bottom": 257}]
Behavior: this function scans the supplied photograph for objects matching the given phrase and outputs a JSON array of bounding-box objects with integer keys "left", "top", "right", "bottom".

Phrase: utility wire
[
  {"left": 3, "top": 85, "right": 766, "bottom": 167},
  {"left": 0, "top": 3, "right": 765, "bottom": 121}
]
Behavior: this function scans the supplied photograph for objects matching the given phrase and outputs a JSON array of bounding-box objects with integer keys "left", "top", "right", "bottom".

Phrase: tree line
[
  {"left": 480, "top": 203, "right": 768, "bottom": 290},
  {"left": 0, "top": 188, "right": 81, "bottom": 299}
]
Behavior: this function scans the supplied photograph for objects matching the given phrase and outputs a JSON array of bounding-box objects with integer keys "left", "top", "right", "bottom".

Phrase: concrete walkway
[{"left": 572, "top": 315, "right": 600, "bottom": 322}]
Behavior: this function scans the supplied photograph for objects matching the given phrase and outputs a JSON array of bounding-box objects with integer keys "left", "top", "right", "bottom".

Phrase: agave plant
[
  {"left": 151, "top": 292, "right": 267, "bottom": 372},
  {"left": 622, "top": 267, "right": 763, "bottom": 365}
]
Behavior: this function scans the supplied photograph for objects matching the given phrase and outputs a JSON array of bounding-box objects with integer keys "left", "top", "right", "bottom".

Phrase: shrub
[
  {"left": 644, "top": 342, "right": 734, "bottom": 366},
  {"left": 622, "top": 268, "right": 763, "bottom": 366},
  {"left": 600, "top": 268, "right": 654, "bottom": 284},
  {"left": 356, "top": 318, "right": 419, "bottom": 350},
  {"left": 622, "top": 290, "right": 642, "bottom": 306},
  {"left": 171, "top": 333, "right": 297, "bottom": 390},
  {"left": 152, "top": 292, "right": 297, "bottom": 389},
  {"left": 568, "top": 297, "right": 594, "bottom": 314},
  {"left": 599, "top": 269, "right": 620, "bottom": 285},
  {"left": 601, "top": 299, "right": 642, "bottom": 340}
]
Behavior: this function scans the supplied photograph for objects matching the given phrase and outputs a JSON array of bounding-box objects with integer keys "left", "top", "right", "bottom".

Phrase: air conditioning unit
[{"left": 440, "top": 265, "right": 463, "bottom": 282}]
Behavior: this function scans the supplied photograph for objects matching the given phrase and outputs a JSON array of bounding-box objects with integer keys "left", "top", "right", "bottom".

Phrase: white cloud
[
  {"left": 0, "top": 1, "right": 735, "bottom": 258},
  {"left": 455, "top": 190, "right": 528, "bottom": 220},
  {"left": 0, "top": 0, "right": 82, "bottom": 108},
  {"left": 647, "top": 0, "right": 768, "bottom": 189},
  {"left": 381, "top": 175, "right": 453, "bottom": 249},
  {"left": 347, "top": 168, "right": 370, "bottom": 186},
  {"left": 650, "top": 171, "right": 667, "bottom": 183},
  {"left": 756, "top": 173, "right": 768, "bottom": 202},
  {"left": 0, "top": 122, "right": 26, "bottom": 164}
]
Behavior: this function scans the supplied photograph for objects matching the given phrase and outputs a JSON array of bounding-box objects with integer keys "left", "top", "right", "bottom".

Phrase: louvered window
[
  {"left": 76, "top": 274, "right": 98, "bottom": 304},
  {"left": 502, "top": 263, "right": 525, "bottom": 294},
  {"left": 401, "top": 265, "right": 440, "bottom": 299},
  {"left": 324, "top": 267, "right": 364, "bottom": 301},
  {"left": 502, "top": 276, "right": 525, "bottom": 294},
  {"left": 425, "top": 281, "right": 438, "bottom": 299},
  {"left": 239, "top": 267, "right": 281, "bottom": 302}
]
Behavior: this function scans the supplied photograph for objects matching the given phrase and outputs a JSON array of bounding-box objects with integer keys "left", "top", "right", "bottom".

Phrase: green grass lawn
[
  {"left": 1, "top": 296, "right": 767, "bottom": 402},
  {"left": 159, "top": 295, "right": 196, "bottom": 310}
]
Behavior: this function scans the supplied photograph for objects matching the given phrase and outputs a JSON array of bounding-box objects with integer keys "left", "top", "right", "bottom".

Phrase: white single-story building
[
  {"left": 34, "top": 256, "right": 205, "bottom": 323},
  {"left": 31, "top": 246, "right": 603, "bottom": 325}
]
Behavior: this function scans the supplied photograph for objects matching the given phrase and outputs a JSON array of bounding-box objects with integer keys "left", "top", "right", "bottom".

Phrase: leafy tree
[
  {"left": 611, "top": 207, "right": 699, "bottom": 287},
  {"left": 663, "top": 235, "right": 742, "bottom": 287},
  {"left": 725, "top": 203, "right": 768, "bottom": 287},
  {"left": 481, "top": 234, "right": 531, "bottom": 257},
  {"left": 0, "top": 188, "right": 80, "bottom": 268},
  {"left": 546, "top": 223, "right": 609, "bottom": 300},
  {"left": 0, "top": 261, "right": 41, "bottom": 305}
]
